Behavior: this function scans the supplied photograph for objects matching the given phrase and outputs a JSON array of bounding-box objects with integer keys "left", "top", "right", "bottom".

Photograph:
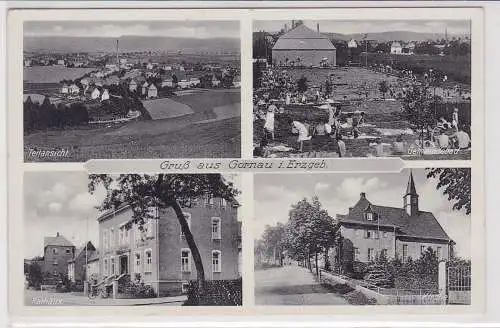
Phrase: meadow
[{"left": 24, "top": 66, "right": 96, "bottom": 83}]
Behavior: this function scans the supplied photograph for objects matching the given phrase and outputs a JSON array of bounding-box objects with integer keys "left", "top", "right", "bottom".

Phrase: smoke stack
[
  {"left": 317, "top": 23, "right": 320, "bottom": 34},
  {"left": 116, "top": 39, "right": 119, "bottom": 66},
  {"left": 360, "top": 192, "right": 366, "bottom": 199}
]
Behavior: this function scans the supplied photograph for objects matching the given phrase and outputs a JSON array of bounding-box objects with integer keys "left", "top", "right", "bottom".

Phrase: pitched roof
[
  {"left": 391, "top": 42, "right": 402, "bottom": 48},
  {"left": 44, "top": 234, "right": 74, "bottom": 248},
  {"left": 405, "top": 171, "right": 417, "bottom": 195},
  {"left": 273, "top": 24, "right": 336, "bottom": 51},
  {"left": 339, "top": 194, "right": 451, "bottom": 241}
]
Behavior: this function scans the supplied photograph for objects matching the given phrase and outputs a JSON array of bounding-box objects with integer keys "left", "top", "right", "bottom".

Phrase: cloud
[
  {"left": 68, "top": 192, "right": 100, "bottom": 213},
  {"left": 314, "top": 182, "right": 330, "bottom": 194},
  {"left": 335, "top": 177, "right": 387, "bottom": 201},
  {"left": 48, "top": 202, "right": 62, "bottom": 213}
]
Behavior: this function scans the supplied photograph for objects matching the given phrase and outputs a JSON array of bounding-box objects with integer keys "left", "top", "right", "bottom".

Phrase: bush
[
  {"left": 184, "top": 279, "right": 242, "bottom": 306},
  {"left": 118, "top": 275, "right": 156, "bottom": 298}
]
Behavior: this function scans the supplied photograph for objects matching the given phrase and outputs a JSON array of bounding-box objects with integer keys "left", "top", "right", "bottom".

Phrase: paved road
[
  {"left": 24, "top": 289, "right": 186, "bottom": 306},
  {"left": 255, "top": 265, "right": 349, "bottom": 305}
]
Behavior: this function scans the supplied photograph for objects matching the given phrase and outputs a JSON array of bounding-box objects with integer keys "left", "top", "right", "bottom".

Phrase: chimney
[
  {"left": 360, "top": 192, "right": 366, "bottom": 199},
  {"left": 292, "top": 20, "right": 295, "bottom": 29},
  {"left": 317, "top": 23, "right": 320, "bottom": 34},
  {"left": 348, "top": 207, "right": 353, "bottom": 212},
  {"left": 56, "top": 232, "right": 60, "bottom": 237}
]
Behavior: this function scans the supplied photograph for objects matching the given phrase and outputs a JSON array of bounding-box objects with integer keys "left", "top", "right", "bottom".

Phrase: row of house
[{"left": 32, "top": 194, "right": 242, "bottom": 297}]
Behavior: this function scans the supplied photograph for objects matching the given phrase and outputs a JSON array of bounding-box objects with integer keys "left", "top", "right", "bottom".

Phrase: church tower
[{"left": 403, "top": 170, "right": 419, "bottom": 216}]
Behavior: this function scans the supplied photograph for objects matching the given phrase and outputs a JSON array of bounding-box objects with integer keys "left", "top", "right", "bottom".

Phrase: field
[
  {"left": 254, "top": 67, "right": 470, "bottom": 160},
  {"left": 24, "top": 66, "right": 97, "bottom": 83},
  {"left": 25, "top": 117, "right": 240, "bottom": 161},
  {"left": 364, "top": 53, "right": 471, "bottom": 86},
  {"left": 24, "top": 88, "right": 241, "bottom": 161}
]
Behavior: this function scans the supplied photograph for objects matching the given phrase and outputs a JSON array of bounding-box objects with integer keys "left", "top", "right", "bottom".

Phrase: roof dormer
[{"left": 364, "top": 204, "right": 377, "bottom": 221}]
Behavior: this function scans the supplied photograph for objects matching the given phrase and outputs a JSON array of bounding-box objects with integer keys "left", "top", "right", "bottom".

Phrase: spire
[
  {"left": 405, "top": 170, "right": 417, "bottom": 196},
  {"left": 403, "top": 170, "right": 419, "bottom": 216}
]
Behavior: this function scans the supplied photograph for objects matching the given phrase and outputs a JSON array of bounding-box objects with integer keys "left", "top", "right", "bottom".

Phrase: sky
[
  {"left": 253, "top": 20, "right": 470, "bottom": 35},
  {"left": 24, "top": 172, "right": 242, "bottom": 259},
  {"left": 254, "top": 169, "right": 471, "bottom": 259},
  {"left": 24, "top": 21, "right": 240, "bottom": 39}
]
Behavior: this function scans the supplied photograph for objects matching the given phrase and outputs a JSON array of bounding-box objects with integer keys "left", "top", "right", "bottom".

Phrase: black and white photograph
[
  {"left": 23, "top": 172, "right": 242, "bottom": 306},
  {"left": 253, "top": 20, "right": 472, "bottom": 159},
  {"left": 23, "top": 21, "right": 241, "bottom": 162},
  {"left": 254, "top": 169, "right": 471, "bottom": 305}
]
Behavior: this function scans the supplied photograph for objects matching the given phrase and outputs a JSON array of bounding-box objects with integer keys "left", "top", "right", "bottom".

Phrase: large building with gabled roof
[
  {"left": 332, "top": 172, "right": 454, "bottom": 269},
  {"left": 43, "top": 232, "right": 76, "bottom": 277},
  {"left": 272, "top": 23, "right": 336, "bottom": 67}
]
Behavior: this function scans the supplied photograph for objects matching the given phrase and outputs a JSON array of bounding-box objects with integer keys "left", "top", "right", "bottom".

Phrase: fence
[
  {"left": 319, "top": 269, "right": 446, "bottom": 305},
  {"left": 447, "top": 265, "right": 471, "bottom": 304}
]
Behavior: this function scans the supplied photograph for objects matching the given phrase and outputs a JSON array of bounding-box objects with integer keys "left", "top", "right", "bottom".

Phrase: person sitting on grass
[
  {"left": 392, "top": 135, "right": 406, "bottom": 155},
  {"left": 336, "top": 134, "right": 346, "bottom": 158},
  {"left": 291, "top": 120, "right": 311, "bottom": 152},
  {"left": 450, "top": 125, "right": 471, "bottom": 150}
]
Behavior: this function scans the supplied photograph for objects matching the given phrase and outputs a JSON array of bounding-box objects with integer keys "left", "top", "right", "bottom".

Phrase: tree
[
  {"left": 285, "top": 197, "right": 338, "bottom": 276},
  {"left": 378, "top": 80, "right": 389, "bottom": 99},
  {"left": 401, "top": 83, "right": 436, "bottom": 147},
  {"left": 88, "top": 174, "right": 239, "bottom": 290},
  {"left": 296, "top": 76, "right": 308, "bottom": 93},
  {"left": 426, "top": 168, "right": 471, "bottom": 215},
  {"left": 26, "top": 262, "right": 43, "bottom": 289},
  {"left": 259, "top": 223, "right": 286, "bottom": 266}
]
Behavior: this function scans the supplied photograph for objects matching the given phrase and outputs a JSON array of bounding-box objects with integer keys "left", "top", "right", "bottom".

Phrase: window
[
  {"left": 111, "top": 257, "right": 115, "bottom": 275},
  {"left": 134, "top": 252, "right": 142, "bottom": 273},
  {"left": 437, "top": 247, "right": 442, "bottom": 260},
  {"left": 374, "top": 231, "right": 380, "bottom": 239},
  {"left": 135, "top": 225, "right": 142, "bottom": 244},
  {"left": 144, "top": 249, "right": 152, "bottom": 273},
  {"left": 110, "top": 228, "right": 115, "bottom": 249},
  {"left": 212, "top": 250, "right": 221, "bottom": 273},
  {"left": 52, "top": 260, "right": 58, "bottom": 266},
  {"left": 421, "top": 245, "right": 426, "bottom": 254},
  {"left": 65, "top": 249, "right": 71, "bottom": 254},
  {"left": 181, "top": 281, "right": 190, "bottom": 294},
  {"left": 181, "top": 249, "right": 191, "bottom": 272},
  {"left": 354, "top": 248, "right": 360, "bottom": 261},
  {"left": 365, "top": 230, "right": 371, "bottom": 239},
  {"left": 104, "top": 258, "right": 109, "bottom": 276},
  {"left": 381, "top": 249, "right": 388, "bottom": 258},
  {"left": 52, "top": 248, "right": 58, "bottom": 255},
  {"left": 355, "top": 229, "right": 360, "bottom": 236},
  {"left": 103, "top": 229, "right": 108, "bottom": 250},
  {"left": 220, "top": 198, "right": 227, "bottom": 207},
  {"left": 383, "top": 231, "right": 389, "bottom": 238},
  {"left": 119, "top": 228, "right": 124, "bottom": 245},
  {"left": 124, "top": 227, "right": 130, "bottom": 245},
  {"left": 205, "top": 194, "right": 214, "bottom": 206},
  {"left": 212, "top": 217, "right": 221, "bottom": 240},
  {"left": 402, "top": 244, "right": 409, "bottom": 261},
  {"left": 146, "top": 220, "right": 154, "bottom": 238},
  {"left": 368, "top": 248, "right": 375, "bottom": 262},
  {"left": 366, "top": 212, "right": 373, "bottom": 221},
  {"left": 180, "top": 213, "right": 192, "bottom": 237}
]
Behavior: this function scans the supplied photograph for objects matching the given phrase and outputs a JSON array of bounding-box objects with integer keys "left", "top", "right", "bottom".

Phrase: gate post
[{"left": 438, "top": 260, "right": 447, "bottom": 304}]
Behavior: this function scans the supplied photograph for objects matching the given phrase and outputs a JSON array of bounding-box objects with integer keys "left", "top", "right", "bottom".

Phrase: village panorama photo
[
  {"left": 253, "top": 20, "right": 472, "bottom": 159},
  {"left": 254, "top": 169, "right": 471, "bottom": 305},
  {"left": 23, "top": 173, "right": 243, "bottom": 306},
  {"left": 23, "top": 20, "right": 241, "bottom": 162}
]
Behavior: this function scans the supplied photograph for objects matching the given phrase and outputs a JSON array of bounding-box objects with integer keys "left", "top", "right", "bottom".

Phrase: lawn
[
  {"left": 24, "top": 66, "right": 96, "bottom": 83},
  {"left": 141, "top": 98, "right": 194, "bottom": 120},
  {"left": 24, "top": 116, "right": 240, "bottom": 161}
]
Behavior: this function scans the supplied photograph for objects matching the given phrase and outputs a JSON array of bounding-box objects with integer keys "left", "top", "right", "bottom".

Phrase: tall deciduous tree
[
  {"left": 88, "top": 174, "right": 239, "bottom": 289},
  {"left": 426, "top": 168, "right": 471, "bottom": 214}
]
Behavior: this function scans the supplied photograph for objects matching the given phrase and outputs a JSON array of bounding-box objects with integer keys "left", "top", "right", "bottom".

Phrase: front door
[{"left": 120, "top": 255, "right": 128, "bottom": 274}]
